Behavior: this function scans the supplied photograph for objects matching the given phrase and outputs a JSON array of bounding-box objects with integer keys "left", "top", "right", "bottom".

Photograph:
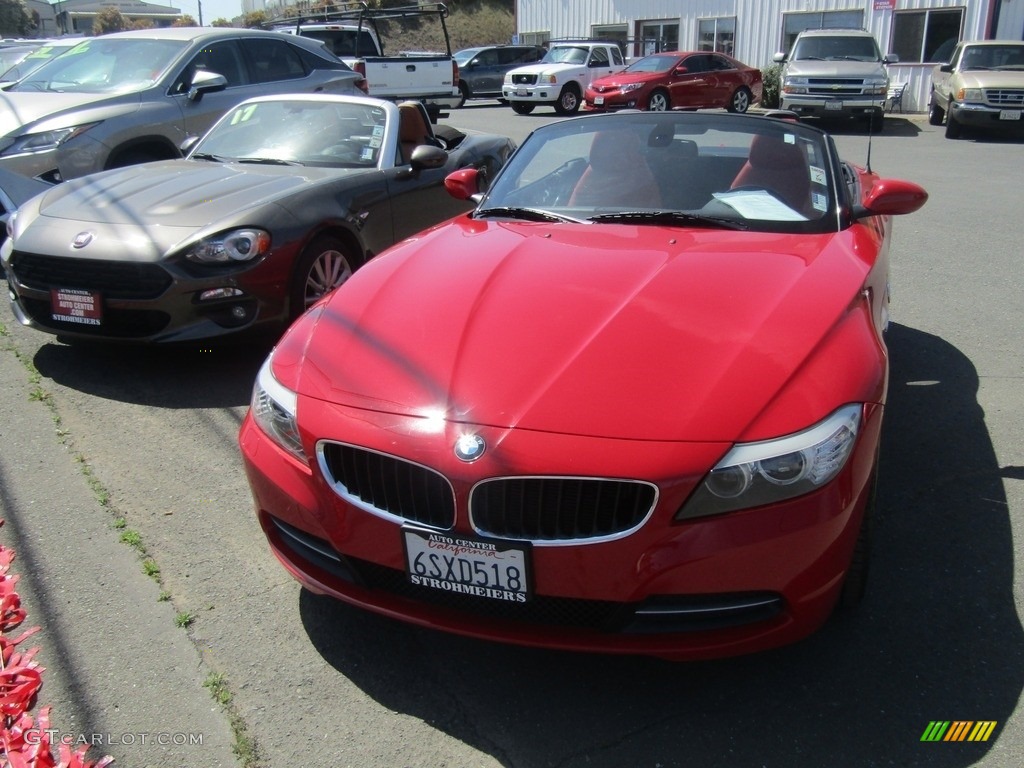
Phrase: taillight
[
  {"left": 452, "top": 59, "right": 459, "bottom": 87},
  {"left": 356, "top": 78, "right": 369, "bottom": 94}
]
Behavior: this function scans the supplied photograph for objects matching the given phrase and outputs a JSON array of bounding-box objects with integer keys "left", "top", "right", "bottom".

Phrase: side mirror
[
  {"left": 188, "top": 69, "right": 227, "bottom": 102},
  {"left": 444, "top": 167, "right": 480, "bottom": 200},
  {"left": 853, "top": 179, "right": 928, "bottom": 219},
  {"left": 409, "top": 144, "right": 448, "bottom": 170},
  {"left": 939, "top": 63, "right": 954, "bottom": 73},
  {"left": 673, "top": 66, "right": 689, "bottom": 75},
  {"left": 773, "top": 52, "right": 786, "bottom": 63},
  {"left": 180, "top": 135, "right": 201, "bottom": 155},
  {"left": 883, "top": 53, "right": 899, "bottom": 64}
]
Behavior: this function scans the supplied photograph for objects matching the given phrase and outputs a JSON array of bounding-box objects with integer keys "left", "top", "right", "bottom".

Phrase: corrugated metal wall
[{"left": 515, "top": 1, "right": 994, "bottom": 112}]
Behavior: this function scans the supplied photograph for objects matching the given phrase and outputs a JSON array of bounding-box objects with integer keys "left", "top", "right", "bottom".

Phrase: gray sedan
[
  {"left": 0, "top": 27, "right": 364, "bottom": 183},
  {"left": 1, "top": 94, "right": 515, "bottom": 344}
]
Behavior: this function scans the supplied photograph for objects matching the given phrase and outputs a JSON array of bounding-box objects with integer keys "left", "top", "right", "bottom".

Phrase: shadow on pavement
[
  {"left": 29, "top": 337, "right": 270, "bottom": 409},
  {"left": 299, "top": 322, "right": 1022, "bottom": 767}
]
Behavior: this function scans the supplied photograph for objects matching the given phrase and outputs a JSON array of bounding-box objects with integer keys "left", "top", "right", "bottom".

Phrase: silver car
[{"left": 0, "top": 27, "right": 364, "bottom": 183}]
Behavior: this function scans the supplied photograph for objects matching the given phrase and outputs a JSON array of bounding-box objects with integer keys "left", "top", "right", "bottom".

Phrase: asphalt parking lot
[{"left": 1, "top": 102, "right": 1022, "bottom": 768}]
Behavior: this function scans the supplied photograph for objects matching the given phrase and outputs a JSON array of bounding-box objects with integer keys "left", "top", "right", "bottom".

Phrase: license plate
[
  {"left": 403, "top": 527, "right": 530, "bottom": 602},
  {"left": 516, "top": 89, "right": 528, "bottom": 97},
  {"left": 594, "top": 96, "right": 604, "bottom": 105},
  {"left": 999, "top": 109, "right": 1021, "bottom": 121},
  {"left": 824, "top": 101, "right": 843, "bottom": 111},
  {"left": 50, "top": 287, "right": 102, "bottom": 325}
]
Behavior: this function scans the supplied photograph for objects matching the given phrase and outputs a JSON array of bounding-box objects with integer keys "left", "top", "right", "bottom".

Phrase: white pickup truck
[
  {"left": 273, "top": 2, "right": 459, "bottom": 119},
  {"left": 501, "top": 41, "right": 626, "bottom": 115}
]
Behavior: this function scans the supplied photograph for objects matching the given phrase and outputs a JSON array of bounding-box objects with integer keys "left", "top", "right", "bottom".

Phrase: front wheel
[
  {"left": 838, "top": 472, "right": 876, "bottom": 609},
  {"left": 291, "top": 235, "right": 358, "bottom": 319},
  {"left": 647, "top": 89, "right": 670, "bottom": 111},
  {"left": 510, "top": 101, "right": 534, "bottom": 115},
  {"left": 455, "top": 82, "right": 469, "bottom": 109},
  {"left": 928, "top": 97, "right": 945, "bottom": 126},
  {"left": 554, "top": 84, "right": 581, "bottom": 115},
  {"left": 727, "top": 87, "right": 752, "bottom": 113},
  {"left": 945, "top": 103, "right": 963, "bottom": 139}
]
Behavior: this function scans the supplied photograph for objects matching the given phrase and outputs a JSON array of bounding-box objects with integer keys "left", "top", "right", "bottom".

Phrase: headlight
[
  {"left": 184, "top": 228, "right": 270, "bottom": 264},
  {"left": 620, "top": 82, "right": 644, "bottom": 93},
  {"left": 0, "top": 124, "right": 97, "bottom": 156},
  {"left": 865, "top": 80, "right": 888, "bottom": 95},
  {"left": 539, "top": 73, "right": 557, "bottom": 84},
  {"left": 781, "top": 77, "right": 808, "bottom": 95},
  {"left": 957, "top": 88, "right": 984, "bottom": 102},
  {"left": 251, "top": 356, "right": 305, "bottom": 461},
  {"left": 677, "top": 404, "right": 862, "bottom": 519}
]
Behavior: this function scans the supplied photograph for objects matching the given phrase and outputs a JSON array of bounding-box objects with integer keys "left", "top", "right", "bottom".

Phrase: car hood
[
  {"left": 296, "top": 219, "right": 868, "bottom": 442},
  {"left": 591, "top": 71, "right": 657, "bottom": 87},
  {"left": 0, "top": 90, "right": 136, "bottom": 136},
  {"left": 784, "top": 61, "right": 887, "bottom": 78},
  {"left": 954, "top": 70, "right": 1024, "bottom": 89},
  {"left": 511, "top": 62, "right": 582, "bottom": 76},
  {"left": 18, "top": 160, "right": 369, "bottom": 257}
]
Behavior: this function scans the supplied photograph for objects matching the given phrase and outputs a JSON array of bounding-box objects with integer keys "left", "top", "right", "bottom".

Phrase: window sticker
[
  {"left": 812, "top": 192, "right": 828, "bottom": 211},
  {"left": 360, "top": 147, "right": 375, "bottom": 161},
  {"left": 809, "top": 166, "right": 826, "bottom": 185}
]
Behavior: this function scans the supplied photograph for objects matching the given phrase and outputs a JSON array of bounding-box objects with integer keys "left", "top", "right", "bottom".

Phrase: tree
[
  {"left": 211, "top": 18, "right": 233, "bottom": 27},
  {"left": 172, "top": 14, "right": 198, "bottom": 27},
  {"left": 241, "top": 10, "right": 267, "bottom": 28},
  {"left": 0, "top": 0, "right": 32, "bottom": 37},
  {"left": 93, "top": 6, "right": 126, "bottom": 35}
]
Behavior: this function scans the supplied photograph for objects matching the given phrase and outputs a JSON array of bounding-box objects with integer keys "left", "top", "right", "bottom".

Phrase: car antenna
[{"left": 865, "top": 110, "right": 875, "bottom": 174}]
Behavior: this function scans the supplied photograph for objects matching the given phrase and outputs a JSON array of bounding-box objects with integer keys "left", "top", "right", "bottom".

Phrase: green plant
[
  {"left": 142, "top": 559, "right": 160, "bottom": 577},
  {"left": 174, "top": 611, "right": 194, "bottom": 628},
  {"left": 119, "top": 528, "right": 143, "bottom": 550},
  {"left": 761, "top": 62, "right": 782, "bottom": 109}
]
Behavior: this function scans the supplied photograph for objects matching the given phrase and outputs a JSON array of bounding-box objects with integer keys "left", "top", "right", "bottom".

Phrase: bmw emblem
[
  {"left": 72, "top": 232, "right": 94, "bottom": 249},
  {"left": 454, "top": 434, "right": 486, "bottom": 462}
]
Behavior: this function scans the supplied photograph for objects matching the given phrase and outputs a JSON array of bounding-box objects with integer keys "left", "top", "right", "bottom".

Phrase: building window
[
  {"left": 591, "top": 24, "right": 627, "bottom": 53},
  {"left": 698, "top": 17, "right": 736, "bottom": 56},
  {"left": 637, "top": 20, "right": 679, "bottom": 56},
  {"left": 891, "top": 8, "right": 964, "bottom": 63},
  {"left": 781, "top": 11, "right": 864, "bottom": 54},
  {"left": 519, "top": 30, "right": 551, "bottom": 46}
]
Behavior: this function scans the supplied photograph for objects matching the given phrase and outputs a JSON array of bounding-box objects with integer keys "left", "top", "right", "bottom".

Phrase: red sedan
[
  {"left": 585, "top": 51, "right": 763, "bottom": 112},
  {"left": 240, "top": 111, "right": 927, "bottom": 660}
]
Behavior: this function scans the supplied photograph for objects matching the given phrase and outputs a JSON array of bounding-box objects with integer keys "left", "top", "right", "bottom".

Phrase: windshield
[
  {"left": 10, "top": 38, "right": 186, "bottom": 93},
  {"left": 960, "top": 45, "right": 1024, "bottom": 70},
  {"left": 624, "top": 54, "right": 680, "bottom": 74},
  {"left": 792, "top": 35, "right": 881, "bottom": 62},
  {"left": 478, "top": 112, "right": 839, "bottom": 234},
  {"left": 192, "top": 99, "right": 390, "bottom": 168},
  {"left": 544, "top": 46, "right": 589, "bottom": 65},
  {"left": 454, "top": 48, "right": 483, "bottom": 66},
  {"left": 0, "top": 41, "right": 78, "bottom": 83}
]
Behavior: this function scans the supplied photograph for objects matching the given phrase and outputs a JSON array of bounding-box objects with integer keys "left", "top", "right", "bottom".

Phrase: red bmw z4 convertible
[{"left": 240, "top": 110, "right": 927, "bottom": 660}]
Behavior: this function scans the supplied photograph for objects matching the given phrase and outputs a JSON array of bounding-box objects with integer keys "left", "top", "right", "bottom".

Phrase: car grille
[
  {"left": 269, "top": 516, "right": 784, "bottom": 634},
  {"left": 318, "top": 442, "right": 657, "bottom": 543},
  {"left": 806, "top": 77, "right": 870, "bottom": 96},
  {"left": 19, "top": 296, "right": 170, "bottom": 338},
  {"left": 986, "top": 89, "right": 1024, "bottom": 108},
  {"left": 318, "top": 442, "right": 456, "bottom": 529},
  {"left": 511, "top": 73, "right": 538, "bottom": 86},
  {"left": 470, "top": 477, "right": 656, "bottom": 542},
  {"left": 10, "top": 252, "right": 172, "bottom": 299}
]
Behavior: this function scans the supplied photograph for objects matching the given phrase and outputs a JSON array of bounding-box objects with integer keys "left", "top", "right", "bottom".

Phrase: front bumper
[
  {"left": 240, "top": 398, "right": 883, "bottom": 660},
  {"left": 3, "top": 245, "right": 291, "bottom": 343},
  {"left": 950, "top": 102, "right": 1024, "bottom": 128},
  {"left": 781, "top": 95, "right": 886, "bottom": 120},
  {"left": 502, "top": 85, "right": 559, "bottom": 103}
]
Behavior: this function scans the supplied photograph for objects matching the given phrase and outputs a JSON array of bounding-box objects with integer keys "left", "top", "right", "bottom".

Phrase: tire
[
  {"left": 554, "top": 84, "right": 581, "bottom": 115},
  {"left": 928, "top": 97, "right": 944, "bottom": 126},
  {"left": 945, "top": 103, "right": 962, "bottom": 139},
  {"left": 727, "top": 86, "right": 752, "bottom": 113},
  {"left": 838, "top": 472, "right": 876, "bottom": 609},
  {"left": 291, "top": 235, "right": 358, "bottom": 319},
  {"left": 647, "top": 89, "right": 670, "bottom": 111},
  {"left": 455, "top": 82, "right": 469, "bottom": 109},
  {"left": 511, "top": 101, "right": 534, "bottom": 115}
]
